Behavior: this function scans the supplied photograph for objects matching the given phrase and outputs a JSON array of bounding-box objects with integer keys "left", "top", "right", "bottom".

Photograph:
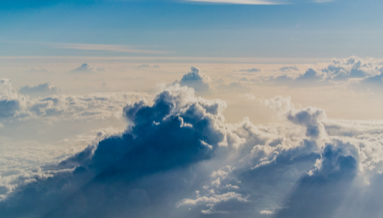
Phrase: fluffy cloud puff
[
  {"left": 2, "top": 85, "right": 383, "bottom": 217},
  {"left": 179, "top": 67, "right": 211, "bottom": 93}
]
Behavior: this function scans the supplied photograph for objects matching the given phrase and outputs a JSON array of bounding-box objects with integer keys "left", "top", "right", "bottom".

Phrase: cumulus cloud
[
  {"left": 321, "top": 56, "right": 382, "bottom": 80},
  {"left": 179, "top": 67, "right": 211, "bottom": 93},
  {"left": 71, "top": 63, "right": 93, "bottom": 73},
  {"left": 18, "top": 82, "right": 61, "bottom": 97},
  {"left": 275, "top": 144, "right": 357, "bottom": 218},
  {"left": 296, "top": 68, "right": 324, "bottom": 81},
  {"left": 2, "top": 82, "right": 383, "bottom": 217},
  {"left": 175, "top": 96, "right": 383, "bottom": 217},
  {"left": 0, "top": 84, "right": 234, "bottom": 217}
]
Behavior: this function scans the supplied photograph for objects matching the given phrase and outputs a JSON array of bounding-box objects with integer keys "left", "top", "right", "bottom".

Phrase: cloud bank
[
  {"left": 1, "top": 76, "right": 383, "bottom": 218},
  {"left": 254, "top": 56, "right": 383, "bottom": 88},
  {"left": 0, "top": 79, "right": 143, "bottom": 123}
]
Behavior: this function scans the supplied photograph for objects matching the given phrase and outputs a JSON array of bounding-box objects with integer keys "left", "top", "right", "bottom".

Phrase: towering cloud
[{"left": 0, "top": 84, "right": 233, "bottom": 217}]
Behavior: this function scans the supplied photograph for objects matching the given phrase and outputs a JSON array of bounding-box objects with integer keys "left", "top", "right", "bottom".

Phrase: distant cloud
[
  {"left": 296, "top": 68, "right": 324, "bottom": 81},
  {"left": 0, "top": 79, "right": 25, "bottom": 119},
  {"left": 18, "top": 82, "right": 61, "bottom": 97},
  {"left": 136, "top": 64, "right": 160, "bottom": 68},
  {"left": 321, "top": 56, "right": 379, "bottom": 80},
  {"left": 279, "top": 66, "right": 299, "bottom": 72},
  {"left": 258, "top": 56, "right": 383, "bottom": 86},
  {"left": 71, "top": 63, "right": 93, "bottom": 73},
  {"left": 239, "top": 68, "right": 261, "bottom": 73},
  {"left": 0, "top": 79, "right": 143, "bottom": 122},
  {"left": 0, "top": 79, "right": 13, "bottom": 95},
  {"left": 179, "top": 67, "right": 211, "bottom": 93}
]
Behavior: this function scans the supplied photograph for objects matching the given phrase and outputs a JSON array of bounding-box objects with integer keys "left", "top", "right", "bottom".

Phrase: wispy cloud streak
[
  {"left": 185, "top": 0, "right": 280, "bottom": 4},
  {"left": 52, "top": 43, "right": 168, "bottom": 54}
]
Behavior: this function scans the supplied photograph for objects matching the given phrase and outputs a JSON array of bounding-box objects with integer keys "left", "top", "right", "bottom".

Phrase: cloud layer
[
  {"left": 1, "top": 77, "right": 383, "bottom": 217},
  {"left": 0, "top": 80, "right": 144, "bottom": 124}
]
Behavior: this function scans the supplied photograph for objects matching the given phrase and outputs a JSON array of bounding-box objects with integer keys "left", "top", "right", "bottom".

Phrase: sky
[
  {"left": 2, "top": 1, "right": 383, "bottom": 218},
  {"left": 1, "top": 0, "right": 383, "bottom": 58}
]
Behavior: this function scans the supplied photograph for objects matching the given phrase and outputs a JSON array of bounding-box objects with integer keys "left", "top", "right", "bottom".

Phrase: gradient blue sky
[{"left": 1, "top": 0, "right": 382, "bottom": 58}]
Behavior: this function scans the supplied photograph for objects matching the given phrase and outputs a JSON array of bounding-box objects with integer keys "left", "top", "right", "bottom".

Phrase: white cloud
[{"left": 0, "top": 79, "right": 144, "bottom": 123}]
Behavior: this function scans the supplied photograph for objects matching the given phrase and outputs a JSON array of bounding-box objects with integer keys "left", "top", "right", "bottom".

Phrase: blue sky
[{"left": 1, "top": 0, "right": 383, "bottom": 58}]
